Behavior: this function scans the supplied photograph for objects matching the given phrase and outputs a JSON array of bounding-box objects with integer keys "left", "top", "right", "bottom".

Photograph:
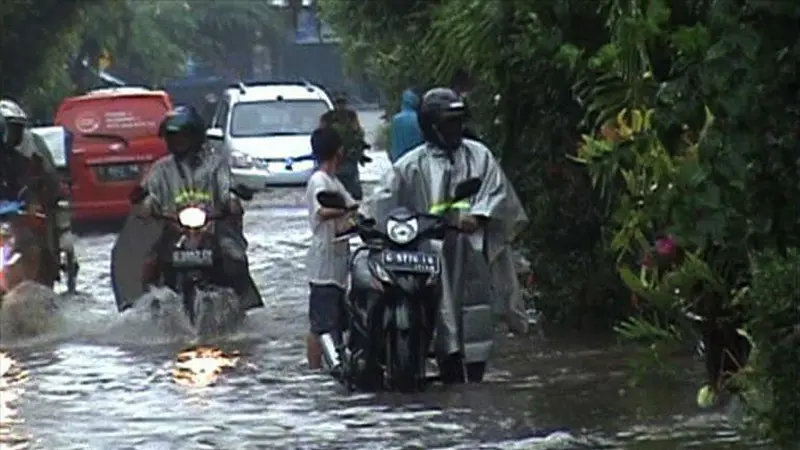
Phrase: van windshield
[
  {"left": 229, "top": 100, "right": 329, "bottom": 138},
  {"left": 58, "top": 96, "right": 169, "bottom": 141}
]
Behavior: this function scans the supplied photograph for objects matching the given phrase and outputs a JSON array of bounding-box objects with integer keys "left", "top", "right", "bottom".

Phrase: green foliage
[
  {"left": 2, "top": 0, "right": 287, "bottom": 119},
  {"left": 0, "top": 0, "right": 100, "bottom": 116},
  {"left": 736, "top": 249, "right": 800, "bottom": 446}
]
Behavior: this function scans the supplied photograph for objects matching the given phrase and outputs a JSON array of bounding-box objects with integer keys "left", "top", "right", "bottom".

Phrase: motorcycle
[
  {"left": 0, "top": 198, "right": 71, "bottom": 293},
  {"left": 127, "top": 185, "right": 254, "bottom": 337},
  {"left": 316, "top": 177, "right": 482, "bottom": 392}
]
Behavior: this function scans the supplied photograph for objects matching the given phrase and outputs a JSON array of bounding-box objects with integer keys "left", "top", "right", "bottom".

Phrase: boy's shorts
[{"left": 308, "top": 283, "right": 345, "bottom": 336}]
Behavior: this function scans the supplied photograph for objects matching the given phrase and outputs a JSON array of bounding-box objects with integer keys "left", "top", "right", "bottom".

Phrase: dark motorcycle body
[
  {"left": 341, "top": 213, "right": 442, "bottom": 392},
  {"left": 150, "top": 216, "right": 241, "bottom": 335},
  {"left": 317, "top": 177, "right": 482, "bottom": 392},
  {"left": 116, "top": 184, "right": 257, "bottom": 338}
]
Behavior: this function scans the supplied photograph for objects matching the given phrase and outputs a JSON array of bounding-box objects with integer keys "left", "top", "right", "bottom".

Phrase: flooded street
[{"left": 0, "top": 111, "right": 764, "bottom": 449}]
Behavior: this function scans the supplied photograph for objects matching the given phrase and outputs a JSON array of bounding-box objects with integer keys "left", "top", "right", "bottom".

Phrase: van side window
[{"left": 213, "top": 101, "right": 230, "bottom": 130}]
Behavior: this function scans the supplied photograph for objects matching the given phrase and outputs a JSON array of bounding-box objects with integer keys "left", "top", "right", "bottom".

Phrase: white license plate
[
  {"left": 171, "top": 249, "right": 213, "bottom": 267},
  {"left": 381, "top": 250, "right": 440, "bottom": 274}
]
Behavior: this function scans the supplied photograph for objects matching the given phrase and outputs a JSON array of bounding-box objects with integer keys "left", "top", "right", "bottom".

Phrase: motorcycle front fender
[{"left": 385, "top": 298, "right": 412, "bottom": 331}]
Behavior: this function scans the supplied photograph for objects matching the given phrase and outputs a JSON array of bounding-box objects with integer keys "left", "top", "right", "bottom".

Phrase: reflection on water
[
  {"left": 172, "top": 346, "right": 239, "bottom": 387},
  {"left": 0, "top": 352, "right": 31, "bottom": 449}
]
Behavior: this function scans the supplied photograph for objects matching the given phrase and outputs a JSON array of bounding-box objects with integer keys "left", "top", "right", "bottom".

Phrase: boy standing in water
[{"left": 305, "top": 127, "right": 357, "bottom": 369}]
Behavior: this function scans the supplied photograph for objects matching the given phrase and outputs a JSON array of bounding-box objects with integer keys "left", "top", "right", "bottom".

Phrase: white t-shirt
[{"left": 305, "top": 170, "right": 356, "bottom": 288}]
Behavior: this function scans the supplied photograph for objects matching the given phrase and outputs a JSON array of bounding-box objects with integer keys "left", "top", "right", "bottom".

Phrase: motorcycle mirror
[
  {"left": 128, "top": 185, "right": 148, "bottom": 204},
  {"left": 231, "top": 184, "right": 254, "bottom": 201},
  {"left": 316, "top": 191, "right": 347, "bottom": 209},
  {"left": 453, "top": 177, "right": 481, "bottom": 201}
]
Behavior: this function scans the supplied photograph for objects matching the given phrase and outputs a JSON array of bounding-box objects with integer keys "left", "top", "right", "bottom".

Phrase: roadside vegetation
[
  {"left": 319, "top": 0, "right": 800, "bottom": 445},
  {"left": 1, "top": 0, "right": 297, "bottom": 120}
]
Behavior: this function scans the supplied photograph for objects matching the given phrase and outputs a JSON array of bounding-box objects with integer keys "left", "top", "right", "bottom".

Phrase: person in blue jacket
[{"left": 388, "top": 89, "right": 424, "bottom": 162}]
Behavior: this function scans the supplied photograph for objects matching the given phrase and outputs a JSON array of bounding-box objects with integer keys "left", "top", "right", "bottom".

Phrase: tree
[
  {"left": 0, "top": 0, "right": 115, "bottom": 117},
  {"left": 1, "top": 0, "right": 289, "bottom": 119}
]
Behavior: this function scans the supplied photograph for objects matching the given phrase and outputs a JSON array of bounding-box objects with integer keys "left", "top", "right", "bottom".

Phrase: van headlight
[
  {"left": 229, "top": 150, "right": 253, "bottom": 169},
  {"left": 386, "top": 218, "right": 418, "bottom": 245}
]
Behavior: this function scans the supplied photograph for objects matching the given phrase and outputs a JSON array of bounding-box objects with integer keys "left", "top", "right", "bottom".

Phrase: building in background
[{"left": 268, "top": 0, "right": 379, "bottom": 106}]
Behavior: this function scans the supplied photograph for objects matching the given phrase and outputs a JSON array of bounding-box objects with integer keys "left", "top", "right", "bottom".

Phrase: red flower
[{"left": 655, "top": 234, "right": 677, "bottom": 258}]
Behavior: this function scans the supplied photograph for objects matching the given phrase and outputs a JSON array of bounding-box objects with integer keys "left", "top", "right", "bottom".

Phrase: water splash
[{"left": 0, "top": 281, "right": 63, "bottom": 345}]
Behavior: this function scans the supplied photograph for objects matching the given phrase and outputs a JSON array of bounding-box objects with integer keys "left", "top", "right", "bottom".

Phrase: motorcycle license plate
[
  {"left": 171, "top": 249, "right": 213, "bottom": 267},
  {"left": 381, "top": 250, "right": 440, "bottom": 274}
]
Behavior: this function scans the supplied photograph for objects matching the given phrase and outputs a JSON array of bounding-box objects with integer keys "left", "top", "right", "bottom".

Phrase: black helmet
[
  {"left": 417, "top": 87, "right": 466, "bottom": 151},
  {"left": 159, "top": 105, "right": 206, "bottom": 155}
]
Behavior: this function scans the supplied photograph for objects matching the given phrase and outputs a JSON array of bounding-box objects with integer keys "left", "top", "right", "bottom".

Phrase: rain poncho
[
  {"left": 366, "top": 139, "right": 529, "bottom": 357},
  {"left": 111, "top": 147, "right": 262, "bottom": 311},
  {"left": 1, "top": 130, "right": 62, "bottom": 286},
  {"left": 388, "top": 89, "right": 423, "bottom": 162}
]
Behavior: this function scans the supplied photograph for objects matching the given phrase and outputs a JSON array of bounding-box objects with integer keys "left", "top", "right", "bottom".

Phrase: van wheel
[{"left": 466, "top": 362, "right": 486, "bottom": 382}]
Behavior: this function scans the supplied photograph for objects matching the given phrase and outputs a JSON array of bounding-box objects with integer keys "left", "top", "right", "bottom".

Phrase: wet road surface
[{"left": 0, "top": 111, "right": 765, "bottom": 449}]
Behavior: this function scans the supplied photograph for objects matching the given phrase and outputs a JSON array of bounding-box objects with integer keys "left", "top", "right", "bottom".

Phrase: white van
[{"left": 205, "top": 81, "right": 333, "bottom": 189}]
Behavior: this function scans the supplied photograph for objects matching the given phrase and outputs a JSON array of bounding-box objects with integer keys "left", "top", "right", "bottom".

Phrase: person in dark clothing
[
  {"left": 122, "top": 106, "right": 263, "bottom": 312},
  {"left": 0, "top": 99, "right": 62, "bottom": 288},
  {"left": 318, "top": 92, "right": 371, "bottom": 200},
  {"left": 0, "top": 115, "right": 28, "bottom": 199}
]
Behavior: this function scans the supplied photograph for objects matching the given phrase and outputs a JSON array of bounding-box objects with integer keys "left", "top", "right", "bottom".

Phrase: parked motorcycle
[
  {"left": 127, "top": 185, "right": 254, "bottom": 337},
  {"left": 316, "top": 177, "right": 482, "bottom": 392}
]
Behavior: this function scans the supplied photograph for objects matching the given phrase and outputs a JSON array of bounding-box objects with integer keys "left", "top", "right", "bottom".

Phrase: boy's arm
[{"left": 308, "top": 173, "right": 351, "bottom": 220}]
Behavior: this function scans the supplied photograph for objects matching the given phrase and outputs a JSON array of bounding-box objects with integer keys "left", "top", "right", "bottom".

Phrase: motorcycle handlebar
[{"left": 332, "top": 212, "right": 463, "bottom": 240}]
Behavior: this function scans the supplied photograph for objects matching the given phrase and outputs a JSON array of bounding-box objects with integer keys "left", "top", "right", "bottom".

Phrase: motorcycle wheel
[
  {"left": 437, "top": 353, "right": 466, "bottom": 384},
  {"left": 465, "top": 362, "right": 486, "bottom": 382},
  {"left": 386, "top": 328, "right": 423, "bottom": 392}
]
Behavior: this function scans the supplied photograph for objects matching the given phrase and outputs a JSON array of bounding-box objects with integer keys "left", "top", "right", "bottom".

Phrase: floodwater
[{"left": 0, "top": 111, "right": 767, "bottom": 449}]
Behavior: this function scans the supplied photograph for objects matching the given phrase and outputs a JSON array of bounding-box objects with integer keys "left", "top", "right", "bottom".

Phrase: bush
[{"left": 737, "top": 249, "right": 800, "bottom": 446}]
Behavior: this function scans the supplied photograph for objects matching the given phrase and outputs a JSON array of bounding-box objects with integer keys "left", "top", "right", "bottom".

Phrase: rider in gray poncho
[
  {"left": 111, "top": 106, "right": 262, "bottom": 312},
  {"left": 366, "top": 87, "right": 529, "bottom": 375}
]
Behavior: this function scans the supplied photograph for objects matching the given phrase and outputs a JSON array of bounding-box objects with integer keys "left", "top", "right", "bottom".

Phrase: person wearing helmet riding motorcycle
[
  {"left": 128, "top": 106, "right": 263, "bottom": 312},
  {"left": 366, "top": 87, "right": 529, "bottom": 381},
  {"left": 0, "top": 99, "right": 63, "bottom": 288}
]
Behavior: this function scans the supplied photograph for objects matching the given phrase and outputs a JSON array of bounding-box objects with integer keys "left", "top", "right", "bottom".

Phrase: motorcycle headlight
[
  {"left": 386, "top": 218, "right": 418, "bottom": 245},
  {"left": 229, "top": 150, "right": 253, "bottom": 169},
  {"left": 178, "top": 207, "right": 207, "bottom": 229}
]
